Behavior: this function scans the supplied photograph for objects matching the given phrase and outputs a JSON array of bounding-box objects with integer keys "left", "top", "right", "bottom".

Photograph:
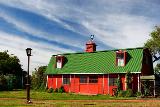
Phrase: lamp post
[{"left": 26, "top": 48, "right": 32, "bottom": 103}]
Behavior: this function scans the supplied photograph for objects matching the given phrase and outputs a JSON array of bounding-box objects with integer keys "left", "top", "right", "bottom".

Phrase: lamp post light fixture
[{"left": 26, "top": 48, "right": 32, "bottom": 103}]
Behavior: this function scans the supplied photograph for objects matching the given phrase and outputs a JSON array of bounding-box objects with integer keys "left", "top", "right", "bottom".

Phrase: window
[
  {"left": 116, "top": 51, "right": 126, "bottom": 66},
  {"left": 109, "top": 78, "right": 117, "bottom": 86},
  {"left": 117, "top": 53, "right": 124, "bottom": 66},
  {"left": 56, "top": 55, "right": 65, "bottom": 68},
  {"left": 63, "top": 77, "right": 70, "bottom": 84},
  {"left": 89, "top": 76, "right": 98, "bottom": 83},
  {"left": 80, "top": 76, "right": 87, "bottom": 83},
  {"left": 80, "top": 75, "right": 98, "bottom": 83},
  {"left": 56, "top": 57, "right": 62, "bottom": 68},
  {"left": 116, "top": 53, "right": 124, "bottom": 59}
]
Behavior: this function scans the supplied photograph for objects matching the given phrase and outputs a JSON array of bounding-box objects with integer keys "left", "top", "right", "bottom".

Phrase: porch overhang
[{"left": 140, "top": 75, "right": 155, "bottom": 80}]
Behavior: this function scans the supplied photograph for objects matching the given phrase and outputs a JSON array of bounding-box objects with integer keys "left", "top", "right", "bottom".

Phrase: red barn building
[{"left": 45, "top": 38, "right": 154, "bottom": 95}]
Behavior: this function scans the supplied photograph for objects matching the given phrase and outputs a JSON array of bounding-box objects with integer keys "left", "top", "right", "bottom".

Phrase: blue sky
[{"left": 0, "top": 0, "right": 160, "bottom": 73}]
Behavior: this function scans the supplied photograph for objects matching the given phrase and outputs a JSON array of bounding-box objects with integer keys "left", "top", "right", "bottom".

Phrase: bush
[
  {"left": 125, "top": 89, "right": 133, "bottom": 97},
  {"left": 47, "top": 88, "right": 53, "bottom": 93},
  {"left": 47, "top": 86, "right": 65, "bottom": 93},
  {"left": 118, "top": 90, "right": 126, "bottom": 97},
  {"left": 118, "top": 89, "right": 133, "bottom": 97},
  {"left": 54, "top": 88, "right": 58, "bottom": 93},
  {"left": 136, "top": 92, "right": 142, "bottom": 97},
  {"left": 38, "top": 82, "right": 46, "bottom": 91},
  {"left": 58, "top": 86, "right": 65, "bottom": 93}
]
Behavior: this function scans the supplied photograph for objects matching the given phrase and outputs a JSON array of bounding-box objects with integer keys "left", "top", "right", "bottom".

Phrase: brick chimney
[{"left": 85, "top": 35, "right": 97, "bottom": 52}]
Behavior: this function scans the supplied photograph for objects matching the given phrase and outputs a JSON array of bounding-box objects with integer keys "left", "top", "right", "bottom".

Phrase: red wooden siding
[
  {"left": 103, "top": 75, "right": 108, "bottom": 94},
  {"left": 57, "top": 75, "right": 62, "bottom": 88},
  {"left": 48, "top": 75, "right": 54, "bottom": 88},
  {"left": 120, "top": 75, "right": 126, "bottom": 90},
  {"left": 70, "top": 75, "right": 75, "bottom": 92},
  {"left": 74, "top": 75, "right": 80, "bottom": 93},
  {"left": 47, "top": 74, "right": 139, "bottom": 95},
  {"left": 132, "top": 74, "right": 138, "bottom": 93},
  {"left": 89, "top": 84, "right": 99, "bottom": 94},
  {"left": 98, "top": 75, "right": 103, "bottom": 94}
]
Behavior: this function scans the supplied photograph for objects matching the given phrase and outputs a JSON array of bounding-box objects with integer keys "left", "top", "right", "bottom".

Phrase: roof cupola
[{"left": 85, "top": 35, "right": 97, "bottom": 52}]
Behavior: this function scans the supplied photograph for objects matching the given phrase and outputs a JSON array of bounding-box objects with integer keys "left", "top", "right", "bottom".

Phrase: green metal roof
[{"left": 46, "top": 48, "right": 144, "bottom": 74}]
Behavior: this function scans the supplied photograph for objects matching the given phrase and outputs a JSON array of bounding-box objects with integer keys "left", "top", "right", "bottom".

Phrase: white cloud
[
  {"left": 0, "top": 0, "right": 85, "bottom": 36},
  {"left": 82, "top": 13, "right": 154, "bottom": 48},
  {"left": 0, "top": 31, "right": 75, "bottom": 74},
  {"left": 0, "top": 0, "right": 159, "bottom": 72},
  {"left": 0, "top": 1, "right": 156, "bottom": 49},
  {"left": 0, "top": 11, "right": 85, "bottom": 49}
]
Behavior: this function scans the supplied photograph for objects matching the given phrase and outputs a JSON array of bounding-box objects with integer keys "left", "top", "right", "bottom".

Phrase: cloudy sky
[{"left": 0, "top": 0, "right": 160, "bottom": 73}]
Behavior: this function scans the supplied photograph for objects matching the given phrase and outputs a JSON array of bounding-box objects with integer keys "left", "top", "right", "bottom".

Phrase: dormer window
[
  {"left": 116, "top": 50, "right": 127, "bottom": 66},
  {"left": 55, "top": 55, "right": 64, "bottom": 68}
]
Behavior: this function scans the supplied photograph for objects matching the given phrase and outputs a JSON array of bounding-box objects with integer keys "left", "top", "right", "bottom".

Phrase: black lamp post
[{"left": 26, "top": 48, "right": 32, "bottom": 103}]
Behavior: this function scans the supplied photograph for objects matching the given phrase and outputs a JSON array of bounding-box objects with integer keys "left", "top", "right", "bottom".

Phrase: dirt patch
[{"left": 1, "top": 98, "right": 160, "bottom": 102}]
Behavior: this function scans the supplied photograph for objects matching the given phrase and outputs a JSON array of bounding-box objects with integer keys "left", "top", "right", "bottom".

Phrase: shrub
[
  {"left": 125, "top": 89, "right": 133, "bottom": 97},
  {"left": 118, "top": 90, "right": 126, "bottom": 97},
  {"left": 136, "top": 92, "right": 142, "bottom": 97},
  {"left": 38, "top": 82, "right": 46, "bottom": 91},
  {"left": 58, "top": 86, "right": 65, "bottom": 93},
  {"left": 54, "top": 88, "right": 58, "bottom": 93},
  {"left": 116, "top": 75, "right": 121, "bottom": 93},
  {"left": 118, "top": 89, "right": 133, "bottom": 97},
  {"left": 47, "top": 88, "right": 53, "bottom": 93}
]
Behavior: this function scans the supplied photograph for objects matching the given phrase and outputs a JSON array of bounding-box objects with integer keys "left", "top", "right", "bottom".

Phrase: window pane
[
  {"left": 63, "top": 77, "right": 70, "bottom": 84},
  {"left": 89, "top": 76, "right": 98, "bottom": 83},
  {"left": 109, "top": 78, "right": 117, "bottom": 86},
  {"left": 80, "top": 76, "right": 87, "bottom": 83},
  {"left": 116, "top": 53, "right": 124, "bottom": 59},
  {"left": 118, "top": 59, "right": 124, "bottom": 66}
]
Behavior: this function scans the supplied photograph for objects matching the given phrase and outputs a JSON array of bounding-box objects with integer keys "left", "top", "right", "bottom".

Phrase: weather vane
[{"left": 90, "top": 35, "right": 94, "bottom": 41}]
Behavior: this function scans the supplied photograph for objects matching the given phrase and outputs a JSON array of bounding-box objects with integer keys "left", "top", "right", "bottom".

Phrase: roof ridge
[{"left": 52, "top": 47, "right": 145, "bottom": 56}]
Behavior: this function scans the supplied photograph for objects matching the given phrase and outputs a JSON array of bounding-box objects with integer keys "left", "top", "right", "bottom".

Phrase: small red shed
[{"left": 45, "top": 38, "right": 154, "bottom": 95}]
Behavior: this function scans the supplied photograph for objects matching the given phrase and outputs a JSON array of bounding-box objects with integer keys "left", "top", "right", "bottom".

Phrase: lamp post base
[
  {"left": 27, "top": 100, "right": 32, "bottom": 104},
  {"left": 26, "top": 84, "right": 32, "bottom": 104}
]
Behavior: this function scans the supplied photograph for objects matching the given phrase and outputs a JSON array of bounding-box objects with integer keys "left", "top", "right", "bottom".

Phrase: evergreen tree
[{"left": 31, "top": 66, "right": 47, "bottom": 91}]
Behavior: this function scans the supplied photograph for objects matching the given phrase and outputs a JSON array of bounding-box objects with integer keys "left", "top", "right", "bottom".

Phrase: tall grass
[
  {"left": 0, "top": 90, "right": 135, "bottom": 100},
  {"left": 0, "top": 90, "right": 160, "bottom": 107}
]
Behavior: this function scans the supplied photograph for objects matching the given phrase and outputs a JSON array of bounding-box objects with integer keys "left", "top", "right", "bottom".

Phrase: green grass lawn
[
  {"left": 0, "top": 90, "right": 134, "bottom": 100},
  {"left": 0, "top": 90, "right": 160, "bottom": 107}
]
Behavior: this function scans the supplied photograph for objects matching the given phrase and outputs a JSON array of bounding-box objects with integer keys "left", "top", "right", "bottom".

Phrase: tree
[
  {"left": 0, "top": 51, "right": 23, "bottom": 90},
  {"left": 144, "top": 26, "right": 160, "bottom": 62},
  {"left": 0, "top": 75, "right": 7, "bottom": 90},
  {"left": 31, "top": 66, "right": 47, "bottom": 91},
  {"left": 0, "top": 51, "right": 22, "bottom": 75},
  {"left": 155, "top": 63, "right": 160, "bottom": 73}
]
